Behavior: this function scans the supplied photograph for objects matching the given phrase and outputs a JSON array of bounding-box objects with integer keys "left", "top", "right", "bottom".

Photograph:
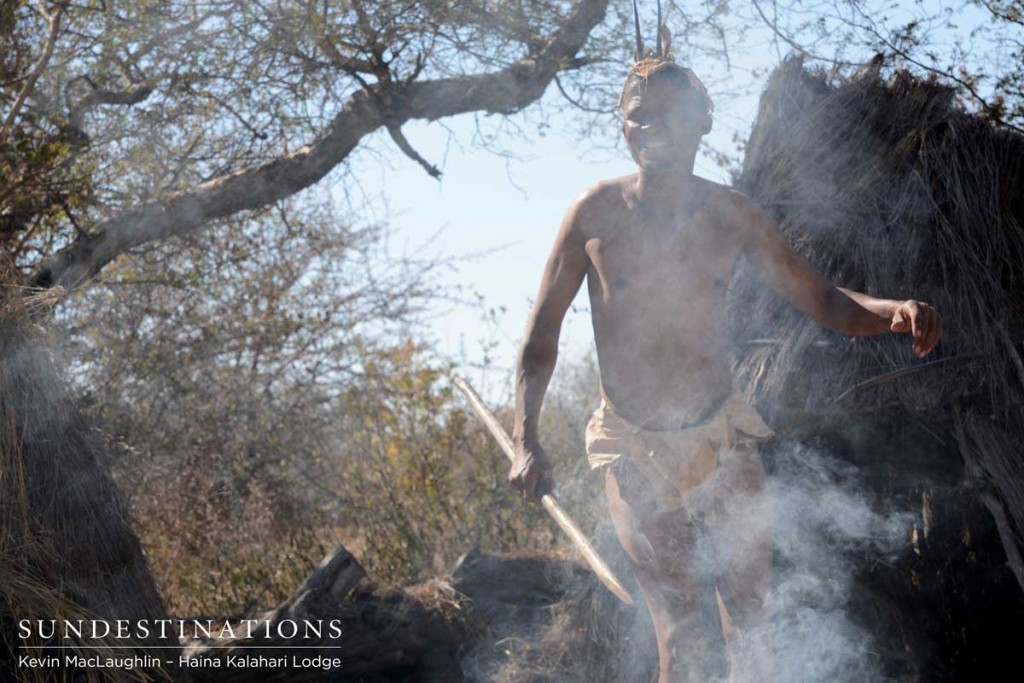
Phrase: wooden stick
[
  {"left": 830, "top": 354, "right": 974, "bottom": 403},
  {"left": 452, "top": 375, "right": 634, "bottom": 607}
]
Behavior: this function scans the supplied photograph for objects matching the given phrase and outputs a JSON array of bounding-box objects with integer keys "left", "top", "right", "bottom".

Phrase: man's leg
[
  {"left": 605, "top": 460, "right": 725, "bottom": 683},
  {"left": 708, "top": 443, "right": 773, "bottom": 681}
]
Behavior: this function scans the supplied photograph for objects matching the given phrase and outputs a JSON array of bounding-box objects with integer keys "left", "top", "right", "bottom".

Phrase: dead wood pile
[{"left": 180, "top": 541, "right": 650, "bottom": 683}]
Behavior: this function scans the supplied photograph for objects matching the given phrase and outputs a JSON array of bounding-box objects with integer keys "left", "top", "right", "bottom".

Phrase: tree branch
[
  {"left": 387, "top": 123, "right": 441, "bottom": 178},
  {"left": 2, "top": 2, "right": 64, "bottom": 134},
  {"left": 749, "top": 0, "right": 873, "bottom": 68},
  {"left": 844, "top": 2, "right": 1024, "bottom": 135},
  {"left": 67, "top": 80, "right": 156, "bottom": 128},
  {"left": 29, "top": 0, "right": 609, "bottom": 292}
]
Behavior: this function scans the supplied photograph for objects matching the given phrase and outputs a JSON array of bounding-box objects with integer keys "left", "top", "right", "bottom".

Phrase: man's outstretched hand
[
  {"left": 890, "top": 300, "right": 941, "bottom": 358},
  {"left": 509, "top": 442, "right": 554, "bottom": 502}
]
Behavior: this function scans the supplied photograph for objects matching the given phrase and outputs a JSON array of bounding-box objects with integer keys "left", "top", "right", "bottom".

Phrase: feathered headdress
[
  {"left": 619, "top": 0, "right": 713, "bottom": 115},
  {"left": 631, "top": 0, "right": 672, "bottom": 70}
]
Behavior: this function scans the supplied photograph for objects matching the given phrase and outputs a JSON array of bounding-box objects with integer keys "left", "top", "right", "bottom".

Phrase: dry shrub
[
  {"left": 130, "top": 458, "right": 329, "bottom": 618},
  {"left": 319, "top": 342, "right": 560, "bottom": 584}
]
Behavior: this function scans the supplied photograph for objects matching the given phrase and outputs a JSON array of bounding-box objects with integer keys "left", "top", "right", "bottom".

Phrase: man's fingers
[
  {"left": 920, "top": 315, "right": 934, "bottom": 352},
  {"left": 523, "top": 468, "right": 540, "bottom": 501},
  {"left": 892, "top": 301, "right": 941, "bottom": 356},
  {"left": 928, "top": 309, "right": 942, "bottom": 350},
  {"left": 915, "top": 311, "right": 931, "bottom": 354},
  {"left": 890, "top": 307, "right": 908, "bottom": 333},
  {"left": 509, "top": 452, "right": 552, "bottom": 502},
  {"left": 536, "top": 470, "right": 554, "bottom": 498},
  {"left": 508, "top": 466, "right": 526, "bottom": 492},
  {"left": 521, "top": 467, "right": 555, "bottom": 502},
  {"left": 916, "top": 308, "right": 941, "bottom": 355}
]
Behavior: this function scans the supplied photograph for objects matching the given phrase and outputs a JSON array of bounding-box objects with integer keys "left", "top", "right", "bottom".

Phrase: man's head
[{"left": 618, "top": 59, "right": 714, "bottom": 170}]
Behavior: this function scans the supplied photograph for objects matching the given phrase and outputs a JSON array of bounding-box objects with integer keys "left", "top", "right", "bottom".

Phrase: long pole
[{"left": 452, "top": 375, "right": 634, "bottom": 607}]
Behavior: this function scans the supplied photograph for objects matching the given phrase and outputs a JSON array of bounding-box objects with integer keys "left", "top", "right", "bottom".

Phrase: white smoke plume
[{"left": 701, "top": 443, "right": 913, "bottom": 682}]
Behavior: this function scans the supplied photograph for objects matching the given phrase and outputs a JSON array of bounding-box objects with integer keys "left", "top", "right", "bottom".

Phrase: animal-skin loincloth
[{"left": 585, "top": 391, "right": 775, "bottom": 513}]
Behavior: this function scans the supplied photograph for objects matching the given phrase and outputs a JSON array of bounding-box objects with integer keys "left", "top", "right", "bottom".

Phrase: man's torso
[{"left": 578, "top": 174, "right": 748, "bottom": 429}]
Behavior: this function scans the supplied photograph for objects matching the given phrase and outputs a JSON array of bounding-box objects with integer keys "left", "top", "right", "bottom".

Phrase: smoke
[
  {"left": 457, "top": 437, "right": 914, "bottom": 682},
  {"left": 698, "top": 442, "right": 912, "bottom": 682}
]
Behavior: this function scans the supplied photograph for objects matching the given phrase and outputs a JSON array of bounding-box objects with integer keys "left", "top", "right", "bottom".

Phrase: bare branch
[
  {"left": 128, "top": 5, "right": 234, "bottom": 64},
  {"left": 67, "top": 80, "right": 156, "bottom": 127},
  {"left": 387, "top": 123, "right": 441, "bottom": 178},
  {"left": 553, "top": 72, "right": 614, "bottom": 114},
  {"left": 317, "top": 35, "right": 378, "bottom": 74},
  {"left": 59, "top": 4, "right": 235, "bottom": 127},
  {"left": 979, "top": 0, "right": 1024, "bottom": 28},
  {"left": 2, "top": 2, "right": 64, "bottom": 134},
  {"left": 749, "top": 0, "right": 872, "bottom": 68},
  {"left": 845, "top": 3, "right": 1024, "bottom": 135},
  {"left": 29, "top": 0, "right": 610, "bottom": 292}
]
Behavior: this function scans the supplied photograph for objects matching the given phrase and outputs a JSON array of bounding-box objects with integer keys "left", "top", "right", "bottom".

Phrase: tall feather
[
  {"left": 656, "top": 0, "right": 663, "bottom": 56},
  {"left": 632, "top": 0, "right": 644, "bottom": 60}
]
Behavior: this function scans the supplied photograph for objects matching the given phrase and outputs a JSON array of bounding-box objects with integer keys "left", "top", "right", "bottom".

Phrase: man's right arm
[{"left": 509, "top": 193, "right": 590, "bottom": 500}]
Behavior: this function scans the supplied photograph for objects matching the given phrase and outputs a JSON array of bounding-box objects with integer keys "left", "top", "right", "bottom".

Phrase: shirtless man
[{"left": 508, "top": 57, "right": 941, "bottom": 682}]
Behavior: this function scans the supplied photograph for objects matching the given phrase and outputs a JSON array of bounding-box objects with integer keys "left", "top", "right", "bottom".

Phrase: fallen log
[{"left": 180, "top": 545, "right": 470, "bottom": 682}]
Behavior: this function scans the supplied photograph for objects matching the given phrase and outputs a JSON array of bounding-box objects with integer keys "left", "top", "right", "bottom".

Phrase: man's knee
[
  {"left": 657, "top": 602, "right": 730, "bottom": 683},
  {"left": 716, "top": 583, "right": 767, "bottom": 634}
]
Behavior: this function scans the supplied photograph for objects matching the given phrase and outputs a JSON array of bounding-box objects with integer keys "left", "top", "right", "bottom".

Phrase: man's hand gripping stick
[{"left": 453, "top": 375, "right": 634, "bottom": 607}]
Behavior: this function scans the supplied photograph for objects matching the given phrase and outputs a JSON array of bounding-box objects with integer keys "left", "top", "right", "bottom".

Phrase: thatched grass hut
[
  {"left": 728, "top": 57, "right": 1024, "bottom": 678},
  {"left": 0, "top": 262, "right": 179, "bottom": 682}
]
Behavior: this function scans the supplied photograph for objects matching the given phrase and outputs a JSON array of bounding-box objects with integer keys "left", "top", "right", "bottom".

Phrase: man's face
[{"left": 621, "top": 76, "right": 709, "bottom": 170}]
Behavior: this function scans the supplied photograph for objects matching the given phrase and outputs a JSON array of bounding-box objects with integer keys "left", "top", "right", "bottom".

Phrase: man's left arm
[{"left": 733, "top": 191, "right": 941, "bottom": 357}]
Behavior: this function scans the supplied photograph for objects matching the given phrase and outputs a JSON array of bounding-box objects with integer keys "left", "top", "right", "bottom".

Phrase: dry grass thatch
[
  {"left": 728, "top": 57, "right": 1024, "bottom": 592},
  {"left": 0, "top": 258, "right": 178, "bottom": 682}
]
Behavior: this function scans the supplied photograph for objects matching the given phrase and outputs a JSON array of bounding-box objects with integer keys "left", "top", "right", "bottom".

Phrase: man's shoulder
[
  {"left": 574, "top": 175, "right": 634, "bottom": 210},
  {"left": 563, "top": 175, "right": 634, "bottom": 234},
  {"left": 695, "top": 180, "right": 765, "bottom": 237},
  {"left": 693, "top": 177, "right": 750, "bottom": 213}
]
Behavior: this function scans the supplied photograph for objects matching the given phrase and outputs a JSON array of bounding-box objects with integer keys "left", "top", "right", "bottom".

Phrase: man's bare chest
[{"left": 583, "top": 223, "right": 740, "bottom": 305}]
